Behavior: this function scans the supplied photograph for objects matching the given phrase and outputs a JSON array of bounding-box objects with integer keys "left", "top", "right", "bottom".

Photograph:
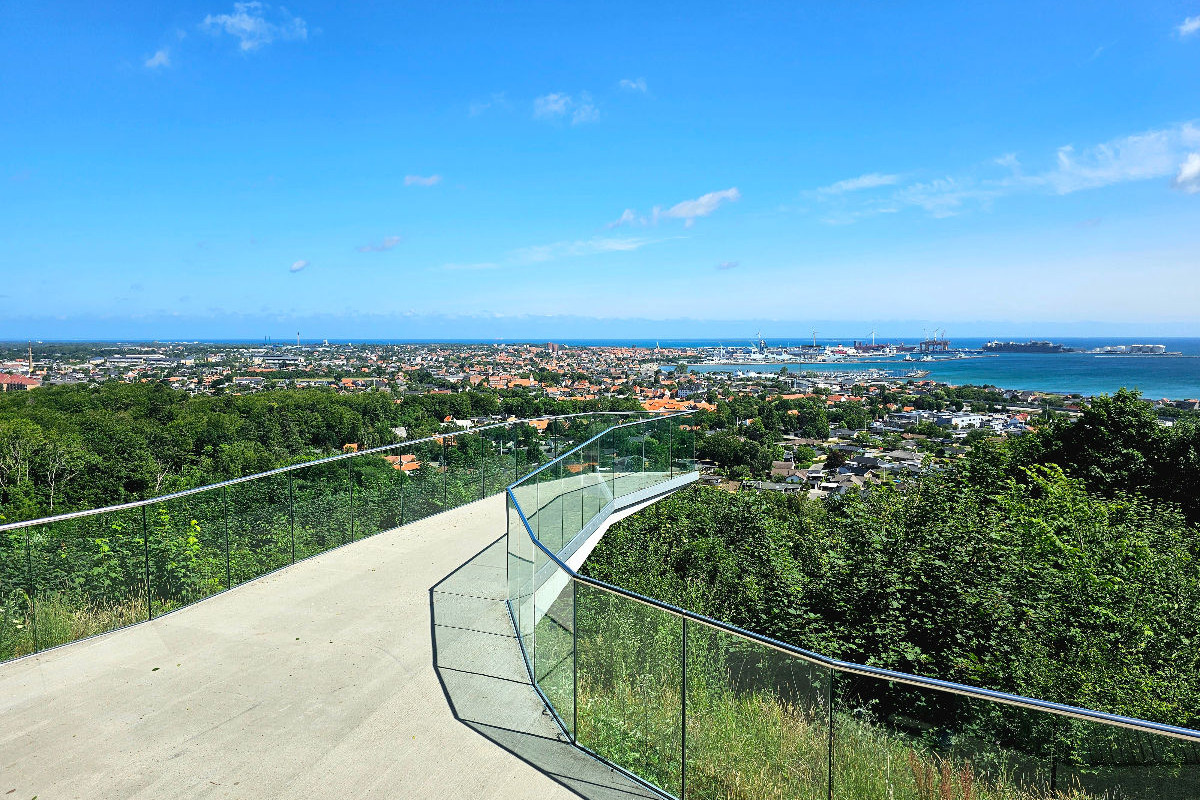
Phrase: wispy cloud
[
  {"left": 607, "top": 209, "right": 640, "bottom": 228},
  {"left": 534, "top": 93, "right": 570, "bottom": 119},
  {"left": 469, "top": 92, "right": 507, "bottom": 116},
  {"left": 1178, "top": 15, "right": 1200, "bottom": 37},
  {"left": 511, "top": 236, "right": 659, "bottom": 264},
  {"left": 816, "top": 172, "right": 900, "bottom": 194},
  {"left": 716, "top": 261, "right": 739, "bottom": 271},
  {"left": 290, "top": 260, "right": 308, "bottom": 273},
  {"left": 404, "top": 174, "right": 441, "bottom": 187},
  {"left": 1174, "top": 153, "right": 1200, "bottom": 193},
  {"left": 619, "top": 77, "right": 648, "bottom": 93},
  {"left": 533, "top": 92, "right": 599, "bottom": 125},
  {"left": 662, "top": 187, "right": 741, "bottom": 226},
  {"left": 357, "top": 235, "right": 401, "bottom": 253},
  {"left": 609, "top": 188, "right": 742, "bottom": 228},
  {"left": 809, "top": 122, "right": 1200, "bottom": 221},
  {"left": 145, "top": 48, "right": 171, "bottom": 69},
  {"left": 201, "top": 2, "right": 307, "bottom": 51}
]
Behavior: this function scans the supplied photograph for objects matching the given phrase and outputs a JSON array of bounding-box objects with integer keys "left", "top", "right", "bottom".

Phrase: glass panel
[
  {"left": 29, "top": 510, "right": 147, "bottom": 653},
  {"left": 595, "top": 433, "right": 613, "bottom": 517},
  {"left": 1055, "top": 714, "right": 1200, "bottom": 799},
  {"left": 0, "top": 528, "right": 30, "bottom": 660},
  {"left": 445, "top": 431, "right": 482, "bottom": 509},
  {"left": 832, "top": 671, "right": 1057, "bottom": 800},
  {"left": 402, "top": 439, "right": 443, "bottom": 524},
  {"left": 645, "top": 417, "right": 670, "bottom": 486},
  {"left": 356, "top": 451, "right": 405, "bottom": 534},
  {"left": 482, "top": 425, "right": 510, "bottom": 496},
  {"left": 561, "top": 447, "right": 585, "bottom": 546},
  {"left": 686, "top": 621, "right": 830, "bottom": 800},
  {"left": 147, "top": 486, "right": 227, "bottom": 616},
  {"left": 507, "top": 485, "right": 536, "bottom": 649},
  {"left": 534, "top": 564, "right": 576, "bottom": 740},
  {"left": 226, "top": 474, "right": 292, "bottom": 585},
  {"left": 674, "top": 420, "right": 697, "bottom": 474},
  {"left": 293, "top": 460, "right": 352, "bottom": 559},
  {"left": 537, "top": 459, "right": 565, "bottom": 556},
  {"left": 613, "top": 424, "right": 642, "bottom": 497},
  {"left": 576, "top": 581, "right": 684, "bottom": 797}
]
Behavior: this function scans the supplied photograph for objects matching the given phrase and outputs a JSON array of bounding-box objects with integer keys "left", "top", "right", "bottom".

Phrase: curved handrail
[
  {"left": 507, "top": 415, "right": 1200, "bottom": 745},
  {"left": 0, "top": 410, "right": 664, "bottom": 534}
]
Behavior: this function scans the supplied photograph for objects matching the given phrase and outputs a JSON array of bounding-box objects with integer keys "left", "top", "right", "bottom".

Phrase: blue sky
[{"left": 2, "top": 2, "right": 1199, "bottom": 340}]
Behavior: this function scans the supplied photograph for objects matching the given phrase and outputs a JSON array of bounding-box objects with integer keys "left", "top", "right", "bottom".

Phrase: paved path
[{"left": 0, "top": 495, "right": 657, "bottom": 800}]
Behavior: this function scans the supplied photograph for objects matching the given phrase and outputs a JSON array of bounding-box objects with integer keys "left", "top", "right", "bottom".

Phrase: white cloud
[
  {"left": 404, "top": 174, "right": 442, "bottom": 187},
  {"left": 357, "top": 235, "right": 401, "bottom": 253},
  {"left": 1036, "top": 129, "right": 1187, "bottom": 194},
  {"left": 662, "top": 187, "right": 741, "bottom": 226},
  {"left": 290, "top": 260, "right": 308, "bottom": 272},
  {"left": 533, "top": 93, "right": 571, "bottom": 119},
  {"left": 1173, "top": 153, "right": 1200, "bottom": 193},
  {"left": 815, "top": 172, "right": 901, "bottom": 194},
  {"left": 610, "top": 188, "right": 741, "bottom": 229},
  {"left": 145, "top": 48, "right": 171, "bottom": 69},
  {"left": 607, "top": 208, "right": 641, "bottom": 228},
  {"left": 511, "top": 236, "right": 659, "bottom": 264},
  {"left": 201, "top": 2, "right": 307, "bottom": 51},
  {"left": 716, "top": 261, "right": 739, "bottom": 271},
  {"left": 813, "top": 122, "right": 1200, "bottom": 221},
  {"left": 572, "top": 94, "right": 599, "bottom": 125},
  {"left": 533, "top": 92, "right": 599, "bottom": 124},
  {"left": 619, "top": 77, "right": 648, "bottom": 93},
  {"left": 1178, "top": 15, "right": 1200, "bottom": 37}
]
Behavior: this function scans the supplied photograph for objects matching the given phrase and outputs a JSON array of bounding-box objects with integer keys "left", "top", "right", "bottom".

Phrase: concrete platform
[{"left": 0, "top": 495, "right": 657, "bottom": 800}]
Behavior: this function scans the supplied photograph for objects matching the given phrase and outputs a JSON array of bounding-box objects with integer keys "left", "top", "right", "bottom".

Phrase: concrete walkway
[{"left": 0, "top": 495, "right": 657, "bottom": 800}]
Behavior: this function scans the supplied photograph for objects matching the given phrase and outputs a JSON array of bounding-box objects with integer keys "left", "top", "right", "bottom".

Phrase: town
[{"left": 12, "top": 339, "right": 1187, "bottom": 501}]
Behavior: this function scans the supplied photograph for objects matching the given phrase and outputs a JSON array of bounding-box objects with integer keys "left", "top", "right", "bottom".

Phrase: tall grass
[
  {"left": 575, "top": 678, "right": 1100, "bottom": 800},
  {"left": 1, "top": 591, "right": 146, "bottom": 661}
]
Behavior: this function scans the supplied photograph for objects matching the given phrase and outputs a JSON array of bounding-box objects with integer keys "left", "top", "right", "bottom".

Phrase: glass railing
[
  {"left": 0, "top": 412, "right": 656, "bottom": 664},
  {"left": 508, "top": 413, "right": 1200, "bottom": 800}
]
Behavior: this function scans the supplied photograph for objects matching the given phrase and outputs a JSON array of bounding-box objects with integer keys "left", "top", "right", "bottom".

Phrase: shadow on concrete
[{"left": 430, "top": 535, "right": 661, "bottom": 800}]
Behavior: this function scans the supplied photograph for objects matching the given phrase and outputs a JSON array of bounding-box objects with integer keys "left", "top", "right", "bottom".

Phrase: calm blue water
[{"left": 664, "top": 338, "right": 1200, "bottom": 401}]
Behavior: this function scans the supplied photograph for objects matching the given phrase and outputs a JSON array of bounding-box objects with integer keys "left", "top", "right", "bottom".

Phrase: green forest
[
  {"left": 566, "top": 390, "right": 1200, "bottom": 798},
  {"left": 586, "top": 390, "right": 1200, "bottom": 727},
  {"left": 0, "top": 381, "right": 640, "bottom": 523},
  {"left": 0, "top": 382, "right": 647, "bottom": 661}
]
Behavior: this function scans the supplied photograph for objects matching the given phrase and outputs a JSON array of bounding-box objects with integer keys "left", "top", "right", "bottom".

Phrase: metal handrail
[
  {"left": 507, "top": 415, "right": 1200, "bottom": 745},
  {"left": 0, "top": 410, "right": 665, "bottom": 534}
]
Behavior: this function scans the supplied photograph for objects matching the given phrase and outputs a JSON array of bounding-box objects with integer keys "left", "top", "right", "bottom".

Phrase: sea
[{"left": 641, "top": 337, "right": 1200, "bottom": 401}]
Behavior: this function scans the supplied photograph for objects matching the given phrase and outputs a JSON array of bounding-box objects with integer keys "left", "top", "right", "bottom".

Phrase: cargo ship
[{"left": 983, "top": 340, "right": 1079, "bottom": 354}]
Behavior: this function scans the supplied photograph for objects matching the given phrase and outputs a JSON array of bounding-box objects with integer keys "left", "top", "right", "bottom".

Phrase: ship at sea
[{"left": 983, "top": 340, "right": 1079, "bottom": 354}]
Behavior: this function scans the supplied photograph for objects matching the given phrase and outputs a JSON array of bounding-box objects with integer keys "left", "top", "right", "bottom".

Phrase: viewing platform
[
  {"left": 0, "top": 494, "right": 657, "bottom": 799},
  {"left": 3, "top": 412, "right": 1198, "bottom": 800}
]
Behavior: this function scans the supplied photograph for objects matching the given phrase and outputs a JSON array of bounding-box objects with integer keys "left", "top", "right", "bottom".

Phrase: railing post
[
  {"left": 669, "top": 421, "right": 674, "bottom": 478},
  {"left": 442, "top": 438, "right": 448, "bottom": 509},
  {"left": 348, "top": 460, "right": 356, "bottom": 541},
  {"left": 681, "top": 614, "right": 687, "bottom": 800},
  {"left": 288, "top": 471, "right": 296, "bottom": 565},
  {"left": 827, "top": 672, "right": 835, "bottom": 800},
  {"left": 142, "top": 504, "right": 152, "bottom": 621},
  {"left": 222, "top": 485, "right": 231, "bottom": 589},
  {"left": 479, "top": 432, "right": 485, "bottom": 500},
  {"left": 572, "top": 578, "right": 578, "bottom": 742},
  {"left": 25, "top": 527, "right": 37, "bottom": 653}
]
